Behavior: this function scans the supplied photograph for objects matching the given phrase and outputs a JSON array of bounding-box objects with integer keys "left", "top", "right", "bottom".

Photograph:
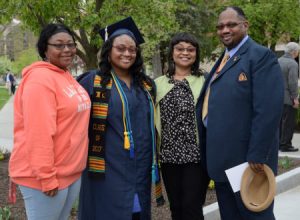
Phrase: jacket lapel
[
  {"left": 214, "top": 38, "right": 252, "bottom": 80},
  {"left": 155, "top": 76, "right": 174, "bottom": 104}
]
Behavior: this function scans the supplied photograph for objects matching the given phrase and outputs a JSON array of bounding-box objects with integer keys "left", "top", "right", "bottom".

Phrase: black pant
[
  {"left": 161, "top": 163, "right": 209, "bottom": 220},
  {"left": 132, "top": 212, "right": 140, "bottom": 220},
  {"left": 10, "top": 84, "right": 15, "bottom": 95},
  {"left": 280, "top": 104, "right": 297, "bottom": 148}
]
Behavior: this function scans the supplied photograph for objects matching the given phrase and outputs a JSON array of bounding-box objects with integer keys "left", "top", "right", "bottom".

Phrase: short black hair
[
  {"left": 166, "top": 32, "right": 202, "bottom": 77},
  {"left": 223, "top": 6, "right": 247, "bottom": 20},
  {"left": 37, "top": 23, "right": 75, "bottom": 60}
]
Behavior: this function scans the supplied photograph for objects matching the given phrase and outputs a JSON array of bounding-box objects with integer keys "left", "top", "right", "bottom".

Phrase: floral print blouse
[{"left": 159, "top": 78, "right": 200, "bottom": 164}]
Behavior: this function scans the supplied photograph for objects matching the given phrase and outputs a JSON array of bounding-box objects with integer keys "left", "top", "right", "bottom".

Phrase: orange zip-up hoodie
[{"left": 9, "top": 61, "right": 91, "bottom": 192}]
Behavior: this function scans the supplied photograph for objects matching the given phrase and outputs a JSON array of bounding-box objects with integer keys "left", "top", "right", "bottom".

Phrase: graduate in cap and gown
[{"left": 77, "top": 17, "right": 164, "bottom": 220}]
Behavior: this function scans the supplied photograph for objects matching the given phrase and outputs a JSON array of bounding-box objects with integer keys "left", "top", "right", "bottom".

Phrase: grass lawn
[{"left": 0, "top": 87, "right": 10, "bottom": 110}]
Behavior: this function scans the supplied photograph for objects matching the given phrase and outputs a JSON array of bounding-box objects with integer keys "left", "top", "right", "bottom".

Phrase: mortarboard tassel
[
  {"left": 124, "top": 131, "right": 130, "bottom": 150},
  {"left": 105, "top": 26, "right": 108, "bottom": 41}
]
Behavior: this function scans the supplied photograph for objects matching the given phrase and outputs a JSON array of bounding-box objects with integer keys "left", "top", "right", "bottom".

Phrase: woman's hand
[{"left": 44, "top": 187, "right": 58, "bottom": 197}]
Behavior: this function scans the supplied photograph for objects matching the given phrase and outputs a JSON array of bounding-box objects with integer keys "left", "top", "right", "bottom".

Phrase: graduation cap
[{"left": 99, "top": 16, "right": 145, "bottom": 45}]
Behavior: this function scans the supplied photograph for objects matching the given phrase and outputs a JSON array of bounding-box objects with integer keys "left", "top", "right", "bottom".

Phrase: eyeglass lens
[
  {"left": 48, "top": 43, "right": 77, "bottom": 50},
  {"left": 113, "top": 45, "right": 137, "bottom": 54},
  {"left": 174, "top": 46, "right": 196, "bottom": 53},
  {"left": 216, "top": 22, "right": 243, "bottom": 30}
]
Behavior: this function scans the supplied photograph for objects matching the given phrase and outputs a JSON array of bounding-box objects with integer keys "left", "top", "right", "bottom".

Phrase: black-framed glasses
[
  {"left": 47, "top": 43, "right": 77, "bottom": 50},
  {"left": 216, "top": 22, "right": 244, "bottom": 30},
  {"left": 174, "top": 46, "right": 196, "bottom": 53},
  {"left": 112, "top": 45, "right": 137, "bottom": 54}
]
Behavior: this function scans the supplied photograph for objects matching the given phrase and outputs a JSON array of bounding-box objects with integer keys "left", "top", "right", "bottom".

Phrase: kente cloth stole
[
  {"left": 88, "top": 74, "right": 112, "bottom": 178},
  {"left": 89, "top": 73, "right": 165, "bottom": 206}
]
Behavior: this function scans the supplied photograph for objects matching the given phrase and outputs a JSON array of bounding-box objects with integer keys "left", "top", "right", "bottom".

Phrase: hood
[{"left": 22, "top": 61, "right": 67, "bottom": 79}]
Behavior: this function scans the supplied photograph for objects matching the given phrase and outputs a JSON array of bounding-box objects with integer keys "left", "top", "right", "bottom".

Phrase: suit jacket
[{"left": 196, "top": 38, "right": 284, "bottom": 182}]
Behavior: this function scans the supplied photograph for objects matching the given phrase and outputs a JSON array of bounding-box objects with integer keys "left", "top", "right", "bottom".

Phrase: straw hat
[{"left": 240, "top": 164, "right": 276, "bottom": 212}]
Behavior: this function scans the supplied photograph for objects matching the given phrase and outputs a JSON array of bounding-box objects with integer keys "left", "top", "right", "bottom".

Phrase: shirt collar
[{"left": 226, "top": 35, "right": 249, "bottom": 59}]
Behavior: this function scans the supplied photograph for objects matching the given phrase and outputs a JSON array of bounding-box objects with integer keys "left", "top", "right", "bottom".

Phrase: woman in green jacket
[{"left": 155, "top": 32, "right": 209, "bottom": 220}]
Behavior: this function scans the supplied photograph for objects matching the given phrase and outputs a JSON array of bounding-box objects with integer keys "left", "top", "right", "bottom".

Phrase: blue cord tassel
[
  {"left": 152, "top": 165, "right": 159, "bottom": 183},
  {"left": 155, "top": 165, "right": 159, "bottom": 181},
  {"left": 152, "top": 165, "right": 156, "bottom": 183},
  {"left": 129, "top": 133, "right": 134, "bottom": 158}
]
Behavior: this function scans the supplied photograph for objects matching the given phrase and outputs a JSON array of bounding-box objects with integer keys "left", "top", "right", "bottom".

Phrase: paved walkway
[
  {"left": 275, "top": 138, "right": 300, "bottom": 220},
  {"left": 0, "top": 95, "right": 13, "bottom": 152},
  {"left": 1, "top": 97, "right": 300, "bottom": 219}
]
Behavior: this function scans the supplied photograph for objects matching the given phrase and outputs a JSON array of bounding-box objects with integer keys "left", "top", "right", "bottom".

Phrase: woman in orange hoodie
[{"left": 9, "top": 23, "right": 91, "bottom": 220}]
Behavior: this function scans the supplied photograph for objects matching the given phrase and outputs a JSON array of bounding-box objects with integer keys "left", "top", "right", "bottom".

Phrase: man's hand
[
  {"left": 249, "top": 162, "right": 264, "bottom": 173},
  {"left": 44, "top": 187, "right": 58, "bottom": 197},
  {"left": 293, "top": 98, "right": 299, "bottom": 109}
]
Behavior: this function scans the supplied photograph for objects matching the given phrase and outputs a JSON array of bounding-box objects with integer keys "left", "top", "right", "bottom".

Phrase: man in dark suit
[{"left": 196, "top": 6, "right": 284, "bottom": 220}]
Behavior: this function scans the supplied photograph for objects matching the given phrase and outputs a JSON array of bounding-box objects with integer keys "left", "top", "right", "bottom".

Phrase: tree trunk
[
  {"left": 151, "top": 47, "right": 163, "bottom": 79},
  {"left": 270, "top": 43, "right": 276, "bottom": 52},
  {"left": 85, "top": 52, "right": 98, "bottom": 70},
  {"left": 76, "top": 44, "right": 99, "bottom": 73}
]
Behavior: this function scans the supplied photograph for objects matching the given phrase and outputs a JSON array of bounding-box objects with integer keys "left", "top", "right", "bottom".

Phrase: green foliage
[
  {"left": 98, "top": 0, "right": 179, "bottom": 62},
  {"left": 0, "top": 206, "right": 11, "bottom": 220},
  {"left": 279, "top": 156, "right": 293, "bottom": 170},
  {"left": 228, "top": 0, "right": 300, "bottom": 49},
  {"left": 175, "top": 0, "right": 220, "bottom": 60},
  {"left": 0, "top": 0, "right": 220, "bottom": 70},
  {"left": 208, "top": 179, "right": 215, "bottom": 190},
  {"left": 71, "top": 197, "right": 79, "bottom": 216},
  {"left": 0, "top": 57, "right": 12, "bottom": 76},
  {"left": 0, "top": 152, "right": 4, "bottom": 161},
  {"left": 0, "top": 147, "right": 10, "bottom": 160},
  {"left": 2, "top": 0, "right": 296, "bottom": 71},
  {"left": 12, "top": 48, "right": 39, "bottom": 76},
  {"left": 0, "top": 0, "right": 180, "bottom": 69},
  {"left": 296, "top": 108, "right": 300, "bottom": 132},
  {"left": 0, "top": 87, "right": 10, "bottom": 109}
]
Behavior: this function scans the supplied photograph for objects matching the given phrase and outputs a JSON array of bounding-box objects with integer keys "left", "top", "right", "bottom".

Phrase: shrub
[
  {"left": 0, "top": 206, "right": 11, "bottom": 220},
  {"left": 278, "top": 156, "right": 293, "bottom": 169}
]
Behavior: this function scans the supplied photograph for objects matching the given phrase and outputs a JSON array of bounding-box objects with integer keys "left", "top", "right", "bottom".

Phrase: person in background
[
  {"left": 9, "top": 23, "right": 91, "bottom": 220},
  {"left": 8, "top": 73, "right": 16, "bottom": 95},
  {"left": 6, "top": 69, "right": 12, "bottom": 95},
  {"left": 155, "top": 32, "right": 209, "bottom": 220},
  {"left": 77, "top": 17, "right": 163, "bottom": 220},
  {"left": 278, "top": 42, "right": 300, "bottom": 152},
  {"left": 196, "top": 6, "right": 283, "bottom": 220}
]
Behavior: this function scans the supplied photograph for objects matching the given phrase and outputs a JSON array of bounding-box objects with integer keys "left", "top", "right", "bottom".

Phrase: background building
[{"left": 0, "top": 20, "right": 37, "bottom": 61}]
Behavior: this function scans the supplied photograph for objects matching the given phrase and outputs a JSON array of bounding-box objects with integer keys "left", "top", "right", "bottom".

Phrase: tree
[
  {"left": 0, "top": 56, "right": 12, "bottom": 76},
  {"left": 12, "top": 48, "right": 39, "bottom": 76},
  {"left": 228, "top": 0, "right": 300, "bottom": 50},
  {"left": 175, "top": 0, "right": 219, "bottom": 59},
  {"left": 150, "top": 0, "right": 220, "bottom": 77},
  {"left": 0, "top": 0, "right": 179, "bottom": 70}
]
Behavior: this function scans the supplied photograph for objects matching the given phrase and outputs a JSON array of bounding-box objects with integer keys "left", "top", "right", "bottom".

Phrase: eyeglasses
[
  {"left": 112, "top": 45, "right": 137, "bottom": 54},
  {"left": 174, "top": 46, "right": 196, "bottom": 53},
  {"left": 47, "top": 43, "right": 77, "bottom": 50},
  {"left": 216, "top": 22, "right": 244, "bottom": 30}
]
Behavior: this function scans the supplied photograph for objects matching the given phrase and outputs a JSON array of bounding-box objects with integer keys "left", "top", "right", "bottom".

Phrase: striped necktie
[{"left": 202, "top": 54, "right": 229, "bottom": 121}]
